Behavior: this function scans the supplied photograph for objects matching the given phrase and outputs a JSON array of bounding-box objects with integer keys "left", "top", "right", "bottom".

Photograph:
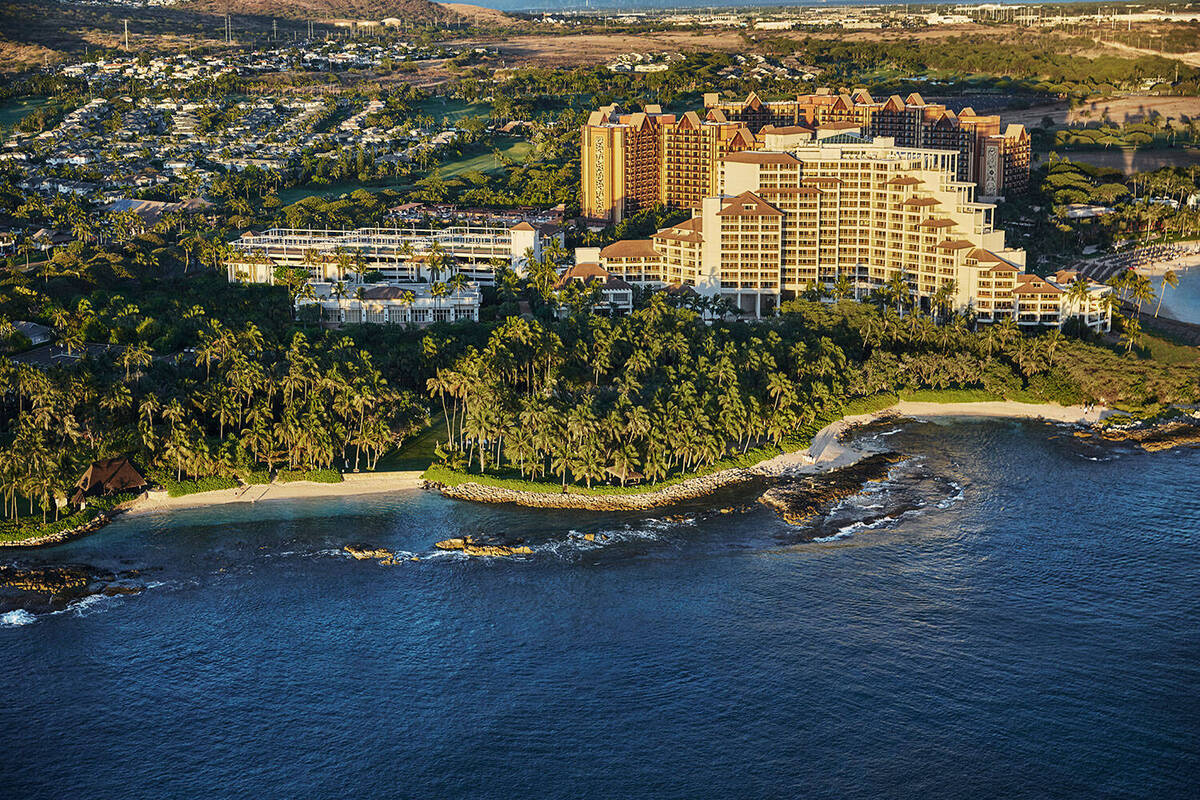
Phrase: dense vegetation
[{"left": 424, "top": 296, "right": 1200, "bottom": 491}]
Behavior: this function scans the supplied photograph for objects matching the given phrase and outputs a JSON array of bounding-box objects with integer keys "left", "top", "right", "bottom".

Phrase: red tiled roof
[
  {"left": 722, "top": 151, "right": 800, "bottom": 166},
  {"left": 600, "top": 239, "right": 660, "bottom": 259},
  {"left": 716, "top": 191, "right": 783, "bottom": 218}
]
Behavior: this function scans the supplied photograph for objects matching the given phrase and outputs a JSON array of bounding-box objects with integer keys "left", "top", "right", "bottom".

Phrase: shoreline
[
  {"left": 435, "top": 400, "right": 1113, "bottom": 511},
  {"left": 0, "top": 399, "right": 1149, "bottom": 547},
  {"left": 122, "top": 470, "right": 427, "bottom": 518}
]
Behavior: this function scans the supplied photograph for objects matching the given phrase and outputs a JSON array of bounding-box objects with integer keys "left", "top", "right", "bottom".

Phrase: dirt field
[
  {"left": 450, "top": 30, "right": 748, "bottom": 68},
  {"left": 1002, "top": 95, "right": 1200, "bottom": 127},
  {"left": 439, "top": 2, "right": 515, "bottom": 27},
  {"left": 1095, "top": 39, "right": 1200, "bottom": 69}
]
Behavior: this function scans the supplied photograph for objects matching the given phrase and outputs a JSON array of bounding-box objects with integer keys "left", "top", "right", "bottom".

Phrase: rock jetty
[
  {"left": 0, "top": 498, "right": 139, "bottom": 549},
  {"left": 758, "top": 452, "right": 904, "bottom": 526},
  {"left": 429, "top": 466, "right": 755, "bottom": 511}
]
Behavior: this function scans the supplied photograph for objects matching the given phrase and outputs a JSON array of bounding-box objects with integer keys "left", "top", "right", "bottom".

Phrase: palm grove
[
  {"left": 423, "top": 294, "right": 1200, "bottom": 491},
  {"left": 0, "top": 318, "right": 426, "bottom": 530}
]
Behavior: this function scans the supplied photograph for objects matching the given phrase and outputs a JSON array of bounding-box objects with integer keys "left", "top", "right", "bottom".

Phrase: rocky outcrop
[
  {"left": 758, "top": 452, "right": 905, "bottom": 526},
  {"left": 0, "top": 563, "right": 144, "bottom": 615},
  {"left": 0, "top": 564, "right": 103, "bottom": 595},
  {"left": 430, "top": 467, "right": 756, "bottom": 511},
  {"left": 1101, "top": 418, "right": 1200, "bottom": 452},
  {"left": 434, "top": 537, "right": 532, "bottom": 557},
  {"left": 344, "top": 544, "right": 396, "bottom": 564}
]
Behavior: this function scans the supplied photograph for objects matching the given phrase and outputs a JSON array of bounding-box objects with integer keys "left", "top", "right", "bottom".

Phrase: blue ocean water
[
  {"left": 1153, "top": 267, "right": 1200, "bottom": 325},
  {"left": 1, "top": 420, "right": 1198, "bottom": 799}
]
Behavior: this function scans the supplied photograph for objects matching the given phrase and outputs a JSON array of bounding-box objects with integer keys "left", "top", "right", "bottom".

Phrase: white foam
[
  {"left": 65, "top": 593, "right": 115, "bottom": 617},
  {"left": 0, "top": 609, "right": 37, "bottom": 627},
  {"left": 936, "top": 481, "right": 966, "bottom": 509}
]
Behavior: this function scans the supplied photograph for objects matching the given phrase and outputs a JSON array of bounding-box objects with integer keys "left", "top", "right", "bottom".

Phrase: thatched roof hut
[{"left": 71, "top": 457, "right": 146, "bottom": 506}]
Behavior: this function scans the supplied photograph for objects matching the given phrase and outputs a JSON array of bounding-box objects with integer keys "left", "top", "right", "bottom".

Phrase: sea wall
[{"left": 0, "top": 498, "right": 139, "bottom": 549}]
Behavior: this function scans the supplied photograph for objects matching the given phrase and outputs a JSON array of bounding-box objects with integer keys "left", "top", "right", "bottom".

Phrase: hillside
[
  {"left": 439, "top": 2, "right": 517, "bottom": 27},
  {"left": 181, "top": 0, "right": 460, "bottom": 24}
]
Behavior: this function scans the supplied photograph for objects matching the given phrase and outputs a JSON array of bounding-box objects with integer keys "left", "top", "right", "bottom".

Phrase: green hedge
[
  {"left": 899, "top": 388, "right": 1004, "bottom": 404},
  {"left": 161, "top": 475, "right": 240, "bottom": 497},
  {"left": 240, "top": 469, "right": 272, "bottom": 485},
  {"left": 276, "top": 468, "right": 343, "bottom": 484},
  {"left": 423, "top": 444, "right": 783, "bottom": 496},
  {"left": 840, "top": 393, "right": 900, "bottom": 417}
]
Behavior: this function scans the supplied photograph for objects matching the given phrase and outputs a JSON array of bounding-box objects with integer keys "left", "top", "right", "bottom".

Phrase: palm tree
[
  {"left": 1130, "top": 274, "right": 1156, "bottom": 320},
  {"left": 1066, "top": 277, "right": 1092, "bottom": 322},
  {"left": 1122, "top": 317, "right": 1142, "bottom": 354},
  {"left": 119, "top": 342, "right": 153, "bottom": 382},
  {"left": 1154, "top": 270, "right": 1178, "bottom": 317}
]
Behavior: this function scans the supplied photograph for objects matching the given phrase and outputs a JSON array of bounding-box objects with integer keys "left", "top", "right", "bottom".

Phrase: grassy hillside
[{"left": 181, "top": 0, "right": 460, "bottom": 23}]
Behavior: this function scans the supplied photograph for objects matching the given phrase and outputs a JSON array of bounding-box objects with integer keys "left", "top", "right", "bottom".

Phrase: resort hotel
[
  {"left": 583, "top": 125, "right": 1110, "bottom": 331},
  {"left": 581, "top": 89, "right": 1031, "bottom": 224},
  {"left": 224, "top": 222, "right": 563, "bottom": 325}
]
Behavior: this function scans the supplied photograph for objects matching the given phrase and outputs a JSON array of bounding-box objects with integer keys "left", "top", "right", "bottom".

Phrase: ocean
[
  {"left": 1, "top": 419, "right": 1197, "bottom": 798},
  {"left": 1152, "top": 267, "right": 1200, "bottom": 325}
]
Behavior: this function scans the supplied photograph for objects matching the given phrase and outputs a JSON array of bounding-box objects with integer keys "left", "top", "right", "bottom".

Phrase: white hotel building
[{"left": 225, "top": 223, "right": 559, "bottom": 326}]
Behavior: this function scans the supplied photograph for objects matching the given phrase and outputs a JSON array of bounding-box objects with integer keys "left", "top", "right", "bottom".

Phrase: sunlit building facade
[{"left": 596, "top": 135, "right": 1108, "bottom": 330}]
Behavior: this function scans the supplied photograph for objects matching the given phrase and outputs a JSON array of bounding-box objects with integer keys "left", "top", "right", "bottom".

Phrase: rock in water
[
  {"left": 0, "top": 564, "right": 104, "bottom": 595},
  {"left": 433, "top": 537, "right": 469, "bottom": 551},
  {"left": 434, "top": 536, "right": 532, "bottom": 557},
  {"left": 0, "top": 564, "right": 139, "bottom": 615},
  {"left": 758, "top": 452, "right": 905, "bottom": 526},
  {"left": 344, "top": 544, "right": 395, "bottom": 562}
]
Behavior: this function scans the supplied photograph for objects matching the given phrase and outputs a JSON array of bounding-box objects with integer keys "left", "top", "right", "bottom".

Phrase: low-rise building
[
  {"left": 226, "top": 223, "right": 551, "bottom": 285},
  {"left": 297, "top": 282, "right": 481, "bottom": 326}
]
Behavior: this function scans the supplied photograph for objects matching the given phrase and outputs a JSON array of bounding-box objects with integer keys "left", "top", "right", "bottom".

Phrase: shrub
[
  {"left": 276, "top": 468, "right": 343, "bottom": 483},
  {"left": 161, "top": 475, "right": 240, "bottom": 497},
  {"left": 240, "top": 469, "right": 272, "bottom": 485}
]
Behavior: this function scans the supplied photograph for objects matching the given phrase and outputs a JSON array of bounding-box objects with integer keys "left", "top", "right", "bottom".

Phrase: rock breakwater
[{"left": 429, "top": 466, "right": 756, "bottom": 511}]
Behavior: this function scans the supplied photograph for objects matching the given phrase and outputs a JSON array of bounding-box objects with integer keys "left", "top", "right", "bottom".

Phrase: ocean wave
[
  {"left": 64, "top": 593, "right": 119, "bottom": 618},
  {"left": 0, "top": 609, "right": 37, "bottom": 627},
  {"left": 528, "top": 525, "right": 670, "bottom": 559},
  {"left": 936, "top": 481, "right": 966, "bottom": 509},
  {"left": 813, "top": 514, "right": 900, "bottom": 542}
]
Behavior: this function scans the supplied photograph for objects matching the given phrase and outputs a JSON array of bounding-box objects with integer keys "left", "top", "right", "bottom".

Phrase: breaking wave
[{"left": 0, "top": 609, "right": 37, "bottom": 627}]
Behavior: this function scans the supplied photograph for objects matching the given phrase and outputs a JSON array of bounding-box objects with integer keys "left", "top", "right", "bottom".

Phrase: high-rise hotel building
[
  {"left": 581, "top": 104, "right": 758, "bottom": 223},
  {"left": 581, "top": 90, "right": 1030, "bottom": 223},
  {"left": 589, "top": 130, "right": 1109, "bottom": 331}
]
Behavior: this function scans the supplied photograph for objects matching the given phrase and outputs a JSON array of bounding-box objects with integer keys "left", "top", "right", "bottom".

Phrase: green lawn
[
  {"left": 434, "top": 140, "right": 533, "bottom": 178},
  {"left": 277, "top": 180, "right": 413, "bottom": 204},
  {"left": 374, "top": 418, "right": 448, "bottom": 472},
  {"left": 1139, "top": 331, "right": 1200, "bottom": 365},
  {"left": 276, "top": 139, "right": 531, "bottom": 204},
  {"left": 415, "top": 98, "right": 492, "bottom": 123},
  {"left": 0, "top": 95, "right": 50, "bottom": 134}
]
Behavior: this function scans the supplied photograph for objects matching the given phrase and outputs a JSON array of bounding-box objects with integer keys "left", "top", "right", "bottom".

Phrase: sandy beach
[
  {"left": 751, "top": 400, "right": 1111, "bottom": 476},
  {"left": 122, "top": 470, "right": 425, "bottom": 518}
]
